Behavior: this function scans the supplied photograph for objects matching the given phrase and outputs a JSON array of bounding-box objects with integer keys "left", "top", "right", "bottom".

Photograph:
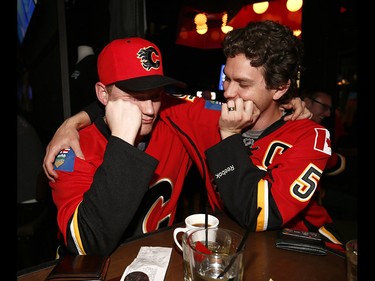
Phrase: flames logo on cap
[{"left": 137, "top": 47, "right": 160, "bottom": 71}]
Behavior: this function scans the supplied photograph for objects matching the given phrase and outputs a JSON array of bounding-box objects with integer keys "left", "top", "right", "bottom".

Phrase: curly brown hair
[{"left": 222, "top": 20, "right": 304, "bottom": 104}]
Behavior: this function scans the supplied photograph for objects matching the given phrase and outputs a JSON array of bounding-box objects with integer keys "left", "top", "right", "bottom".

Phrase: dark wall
[
  {"left": 300, "top": 0, "right": 357, "bottom": 93},
  {"left": 301, "top": 0, "right": 340, "bottom": 93},
  {"left": 18, "top": 0, "right": 65, "bottom": 147},
  {"left": 17, "top": 0, "right": 357, "bottom": 147}
]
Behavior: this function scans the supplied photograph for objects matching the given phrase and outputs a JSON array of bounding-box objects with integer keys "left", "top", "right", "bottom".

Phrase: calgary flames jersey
[
  {"left": 205, "top": 114, "right": 345, "bottom": 253},
  {"left": 51, "top": 93, "right": 344, "bottom": 255},
  {"left": 51, "top": 94, "right": 222, "bottom": 255}
]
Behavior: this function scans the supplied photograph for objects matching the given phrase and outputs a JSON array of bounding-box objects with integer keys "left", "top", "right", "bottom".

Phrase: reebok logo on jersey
[
  {"left": 214, "top": 165, "right": 235, "bottom": 179},
  {"left": 54, "top": 148, "right": 76, "bottom": 172},
  {"left": 314, "top": 128, "right": 332, "bottom": 156}
]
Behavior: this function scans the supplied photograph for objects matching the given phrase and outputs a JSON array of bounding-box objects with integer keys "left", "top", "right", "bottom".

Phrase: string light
[
  {"left": 196, "top": 24, "right": 208, "bottom": 35},
  {"left": 293, "top": 29, "right": 301, "bottom": 37},
  {"left": 194, "top": 13, "right": 207, "bottom": 25},
  {"left": 221, "top": 25, "right": 233, "bottom": 33},
  {"left": 221, "top": 13, "right": 233, "bottom": 34},
  {"left": 194, "top": 13, "right": 208, "bottom": 35}
]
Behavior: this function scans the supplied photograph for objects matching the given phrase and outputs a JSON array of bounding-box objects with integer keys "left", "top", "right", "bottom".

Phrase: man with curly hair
[{"left": 205, "top": 20, "right": 345, "bottom": 254}]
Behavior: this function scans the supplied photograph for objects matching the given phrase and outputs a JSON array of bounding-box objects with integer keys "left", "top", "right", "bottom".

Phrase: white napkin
[{"left": 120, "top": 246, "right": 172, "bottom": 281}]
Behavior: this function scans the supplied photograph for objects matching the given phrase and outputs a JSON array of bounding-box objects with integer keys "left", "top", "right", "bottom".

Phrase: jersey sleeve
[
  {"left": 205, "top": 122, "right": 331, "bottom": 232},
  {"left": 324, "top": 151, "right": 346, "bottom": 176},
  {"left": 205, "top": 134, "right": 269, "bottom": 229},
  {"left": 160, "top": 95, "right": 223, "bottom": 210},
  {"left": 51, "top": 136, "right": 158, "bottom": 256}
]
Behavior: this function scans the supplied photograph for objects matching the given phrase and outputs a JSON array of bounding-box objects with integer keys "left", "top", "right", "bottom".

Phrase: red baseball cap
[{"left": 97, "top": 37, "right": 186, "bottom": 91}]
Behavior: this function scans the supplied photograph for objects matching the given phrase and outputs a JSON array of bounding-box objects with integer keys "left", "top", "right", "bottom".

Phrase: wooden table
[{"left": 17, "top": 211, "right": 346, "bottom": 281}]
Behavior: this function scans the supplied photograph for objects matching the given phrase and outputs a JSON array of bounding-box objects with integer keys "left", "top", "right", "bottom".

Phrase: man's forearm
[
  {"left": 65, "top": 100, "right": 104, "bottom": 130},
  {"left": 65, "top": 110, "right": 91, "bottom": 130}
]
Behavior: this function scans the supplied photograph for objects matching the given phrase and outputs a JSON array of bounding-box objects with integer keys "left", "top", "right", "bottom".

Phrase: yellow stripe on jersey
[
  {"left": 70, "top": 203, "right": 86, "bottom": 255},
  {"left": 319, "top": 226, "right": 343, "bottom": 245},
  {"left": 325, "top": 153, "right": 346, "bottom": 176},
  {"left": 256, "top": 179, "right": 269, "bottom": 231}
]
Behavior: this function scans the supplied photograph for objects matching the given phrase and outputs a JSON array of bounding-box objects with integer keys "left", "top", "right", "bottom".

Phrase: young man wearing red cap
[{"left": 45, "top": 36, "right": 310, "bottom": 256}]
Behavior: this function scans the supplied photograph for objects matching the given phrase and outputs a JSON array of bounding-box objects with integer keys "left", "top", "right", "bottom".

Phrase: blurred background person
[
  {"left": 301, "top": 88, "right": 357, "bottom": 240},
  {"left": 301, "top": 89, "right": 346, "bottom": 176}
]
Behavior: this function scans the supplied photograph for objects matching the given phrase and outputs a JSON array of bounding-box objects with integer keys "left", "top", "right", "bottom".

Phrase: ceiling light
[
  {"left": 286, "top": 0, "right": 303, "bottom": 12},
  {"left": 253, "top": 2, "right": 269, "bottom": 14}
]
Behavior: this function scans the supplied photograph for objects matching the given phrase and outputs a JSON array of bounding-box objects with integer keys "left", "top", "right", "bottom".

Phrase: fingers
[
  {"left": 285, "top": 101, "right": 313, "bottom": 121},
  {"left": 224, "top": 99, "right": 244, "bottom": 114},
  {"left": 284, "top": 110, "right": 312, "bottom": 121},
  {"left": 289, "top": 98, "right": 304, "bottom": 120},
  {"left": 282, "top": 97, "right": 312, "bottom": 121},
  {"left": 70, "top": 138, "right": 85, "bottom": 160},
  {"left": 223, "top": 98, "right": 257, "bottom": 119},
  {"left": 299, "top": 110, "right": 313, "bottom": 120},
  {"left": 219, "top": 99, "right": 258, "bottom": 140},
  {"left": 42, "top": 112, "right": 88, "bottom": 182},
  {"left": 222, "top": 100, "right": 235, "bottom": 114},
  {"left": 43, "top": 145, "right": 59, "bottom": 182},
  {"left": 42, "top": 136, "right": 85, "bottom": 182},
  {"left": 226, "top": 99, "right": 236, "bottom": 112},
  {"left": 42, "top": 140, "right": 85, "bottom": 182},
  {"left": 244, "top": 100, "right": 260, "bottom": 123}
]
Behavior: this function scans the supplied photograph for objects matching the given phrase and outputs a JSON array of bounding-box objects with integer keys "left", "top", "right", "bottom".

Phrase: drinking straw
[
  {"left": 205, "top": 208, "right": 208, "bottom": 247},
  {"left": 217, "top": 207, "right": 262, "bottom": 279}
]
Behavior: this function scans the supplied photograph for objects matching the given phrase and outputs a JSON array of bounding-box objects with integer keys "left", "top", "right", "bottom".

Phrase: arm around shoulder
[{"left": 42, "top": 110, "right": 91, "bottom": 181}]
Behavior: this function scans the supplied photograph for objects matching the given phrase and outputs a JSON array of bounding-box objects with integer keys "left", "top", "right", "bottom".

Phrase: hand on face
[
  {"left": 219, "top": 98, "right": 260, "bottom": 140},
  {"left": 105, "top": 98, "right": 142, "bottom": 145}
]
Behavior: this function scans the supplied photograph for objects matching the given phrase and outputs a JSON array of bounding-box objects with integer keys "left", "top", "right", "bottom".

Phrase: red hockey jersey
[
  {"left": 50, "top": 94, "right": 223, "bottom": 255},
  {"left": 204, "top": 115, "right": 345, "bottom": 252},
  {"left": 51, "top": 93, "right": 344, "bottom": 255}
]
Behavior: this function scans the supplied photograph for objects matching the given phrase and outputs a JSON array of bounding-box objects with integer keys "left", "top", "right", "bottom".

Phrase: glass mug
[
  {"left": 187, "top": 228, "right": 245, "bottom": 281},
  {"left": 173, "top": 214, "right": 219, "bottom": 281}
]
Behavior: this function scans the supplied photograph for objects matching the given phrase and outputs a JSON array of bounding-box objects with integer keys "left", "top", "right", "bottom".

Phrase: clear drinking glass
[{"left": 187, "top": 228, "right": 244, "bottom": 281}]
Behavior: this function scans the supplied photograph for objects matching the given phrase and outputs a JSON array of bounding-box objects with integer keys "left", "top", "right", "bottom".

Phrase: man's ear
[
  {"left": 273, "top": 80, "right": 290, "bottom": 101},
  {"left": 95, "top": 82, "right": 109, "bottom": 105}
]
